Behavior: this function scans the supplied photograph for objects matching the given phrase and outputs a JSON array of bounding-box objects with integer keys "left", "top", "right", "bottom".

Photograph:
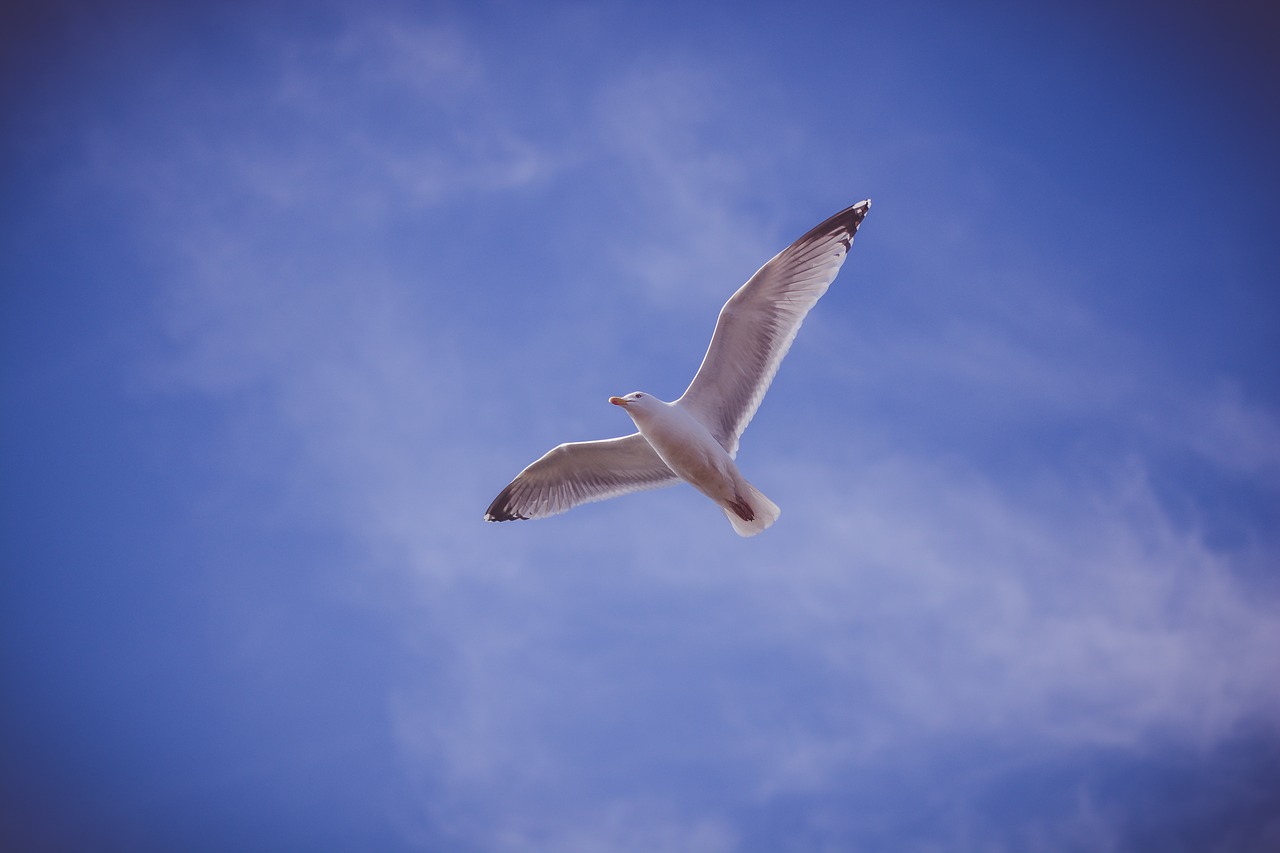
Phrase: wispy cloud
[{"left": 590, "top": 60, "right": 798, "bottom": 306}]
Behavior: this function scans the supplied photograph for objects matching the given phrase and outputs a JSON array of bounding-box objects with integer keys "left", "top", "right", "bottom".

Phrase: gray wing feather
[
  {"left": 484, "top": 433, "right": 679, "bottom": 522},
  {"left": 676, "top": 200, "right": 870, "bottom": 456}
]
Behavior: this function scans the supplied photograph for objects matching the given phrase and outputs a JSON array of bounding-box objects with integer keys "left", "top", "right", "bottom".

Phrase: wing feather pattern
[
  {"left": 484, "top": 433, "right": 678, "bottom": 522},
  {"left": 677, "top": 200, "right": 870, "bottom": 455}
]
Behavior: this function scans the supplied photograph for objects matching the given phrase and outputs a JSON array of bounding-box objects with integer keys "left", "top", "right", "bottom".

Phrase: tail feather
[{"left": 722, "top": 482, "right": 780, "bottom": 537}]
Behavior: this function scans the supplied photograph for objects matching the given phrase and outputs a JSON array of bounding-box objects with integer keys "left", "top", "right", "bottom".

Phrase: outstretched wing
[
  {"left": 484, "top": 433, "right": 679, "bottom": 522},
  {"left": 677, "top": 200, "right": 870, "bottom": 456}
]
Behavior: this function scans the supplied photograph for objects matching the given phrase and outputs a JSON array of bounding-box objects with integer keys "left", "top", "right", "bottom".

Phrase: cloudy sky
[{"left": 3, "top": 1, "right": 1278, "bottom": 850}]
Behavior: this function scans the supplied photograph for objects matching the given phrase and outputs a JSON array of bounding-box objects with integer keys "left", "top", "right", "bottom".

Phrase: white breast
[{"left": 630, "top": 403, "right": 737, "bottom": 498}]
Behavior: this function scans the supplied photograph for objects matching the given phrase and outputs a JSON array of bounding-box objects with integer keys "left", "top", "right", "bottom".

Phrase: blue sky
[{"left": 3, "top": 1, "right": 1278, "bottom": 850}]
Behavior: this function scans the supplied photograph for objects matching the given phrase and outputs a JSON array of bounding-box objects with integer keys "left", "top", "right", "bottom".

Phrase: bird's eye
[{"left": 635, "top": 394, "right": 643, "bottom": 399}]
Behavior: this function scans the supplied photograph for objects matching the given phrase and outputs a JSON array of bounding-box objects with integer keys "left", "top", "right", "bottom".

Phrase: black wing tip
[
  {"left": 484, "top": 487, "right": 530, "bottom": 522},
  {"left": 483, "top": 508, "right": 529, "bottom": 522},
  {"left": 796, "top": 199, "right": 872, "bottom": 251},
  {"left": 835, "top": 200, "right": 872, "bottom": 250},
  {"left": 844, "top": 198, "right": 872, "bottom": 229}
]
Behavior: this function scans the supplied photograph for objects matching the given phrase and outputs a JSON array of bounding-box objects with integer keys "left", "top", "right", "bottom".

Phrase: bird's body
[
  {"left": 609, "top": 392, "right": 780, "bottom": 537},
  {"left": 484, "top": 199, "right": 871, "bottom": 536}
]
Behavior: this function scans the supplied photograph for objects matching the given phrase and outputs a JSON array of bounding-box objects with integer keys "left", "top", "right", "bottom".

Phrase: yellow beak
[{"left": 609, "top": 396, "right": 628, "bottom": 406}]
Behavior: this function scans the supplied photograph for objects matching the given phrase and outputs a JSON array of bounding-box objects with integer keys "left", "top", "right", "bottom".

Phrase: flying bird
[{"left": 484, "top": 200, "right": 871, "bottom": 536}]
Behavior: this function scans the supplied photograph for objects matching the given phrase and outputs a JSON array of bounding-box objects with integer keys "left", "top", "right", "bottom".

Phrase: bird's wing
[
  {"left": 484, "top": 432, "right": 679, "bottom": 522},
  {"left": 677, "top": 200, "right": 870, "bottom": 456}
]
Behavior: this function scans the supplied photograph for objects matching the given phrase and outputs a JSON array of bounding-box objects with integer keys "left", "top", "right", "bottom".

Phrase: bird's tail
[{"left": 721, "top": 482, "right": 781, "bottom": 537}]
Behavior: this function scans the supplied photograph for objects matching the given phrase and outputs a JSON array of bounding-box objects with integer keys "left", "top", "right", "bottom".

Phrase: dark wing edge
[
  {"left": 484, "top": 432, "right": 679, "bottom": 522},
  {"left": 677, "top": 199, "right": 871, "bottom": 454}
]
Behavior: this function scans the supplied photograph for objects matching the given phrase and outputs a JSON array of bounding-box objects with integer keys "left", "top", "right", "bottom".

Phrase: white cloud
[
  {"left": 799, "top": 451, "right": 1278, "bottom": 741},
  {"left": 590, "top": 61, "right": 790, "bottom": 306},
  {"left": 1154, "top": 379, "right": 1280, "bottom": 487}
]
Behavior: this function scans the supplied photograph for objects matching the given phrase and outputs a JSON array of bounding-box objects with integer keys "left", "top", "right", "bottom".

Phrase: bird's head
[{"left": 608, "top": 391, "right": 658, "bottom": 415}]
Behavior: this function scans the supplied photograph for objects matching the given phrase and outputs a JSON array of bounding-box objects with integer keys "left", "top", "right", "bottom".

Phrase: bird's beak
[{"left": 609, "top": 396, "right": 628, "bottom": 407}]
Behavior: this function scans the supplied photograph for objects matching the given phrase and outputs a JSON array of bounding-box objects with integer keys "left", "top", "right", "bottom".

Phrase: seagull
[{"left": 484, "top": 200, "right": 871, "bottom": 536}]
